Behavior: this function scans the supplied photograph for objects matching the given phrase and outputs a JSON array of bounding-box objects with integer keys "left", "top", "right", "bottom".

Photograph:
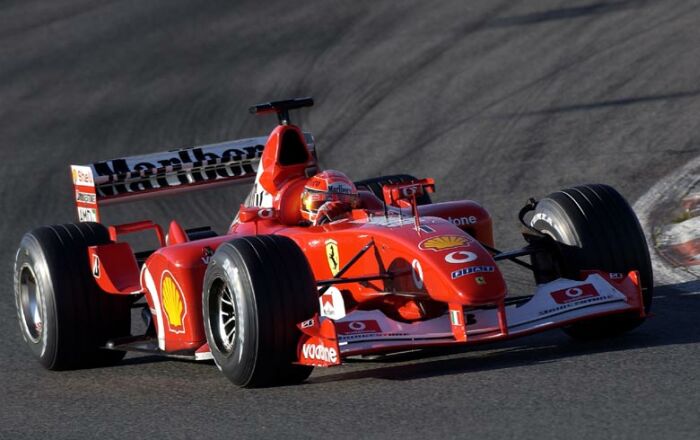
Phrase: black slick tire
[
  {"left": 13, "top": 222, "right": 132, "bottom": 369},
  {"left": 202, "top": 235, "right": 318, "bottom": 388},
  {"left": 530, "top": 184, "right": 653, "bottom": 339}
]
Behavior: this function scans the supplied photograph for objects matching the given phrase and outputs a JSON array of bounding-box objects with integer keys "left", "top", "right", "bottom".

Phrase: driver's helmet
[{"left": 300, "top": 170, "right": 360, "bottom": 224}]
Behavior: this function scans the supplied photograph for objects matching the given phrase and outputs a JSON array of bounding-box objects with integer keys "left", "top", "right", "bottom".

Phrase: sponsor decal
[
  {"left": 531, "top": 212, "right": 554, "bottom": 227},
  {"left": 301, "top": 343, "right": 338, "bottom": 363},
  {"left": 90, "top": 142, "right": 265, "bottom": 197},
  {"left": 325, "top": 239, "right": 340, "bottom": 276},
  {"left": 200, "top": 246, "right": 213, "bottom": 266},
  {"left": 92, "top": 255, "right": 100, "bottom": 278},
  {"left": 475, "top": 276, "right": 486, "bottom": 285},
  {"left": 336, "top": 320, "right": 381, "bottom": 335},
  {"left": 419, "top": 235, "right": 470, "bottom": 252},
  {"left": 339, "top": 331, "right": 411, "bottom": 341},
  {"left": 319, "top": 286, "right": 346, "bottom": 320},
  {"left": 448, "top": 308, "right": 476, "bottom": 331},
  {"left": 411, "top": 259, "right": 424, "bottom": 289},
  {"left": 445, "top": 251, "right": 477, "bottom": 264},
  {"left": 321, "top": 296, "right": 334, "bottom": 316},
  {"left": 77, "top": 207, "right": 97, "bottom": 222},
  {"left": 75, "top": 190, "right": 97, "bottom": 204},
  {"left": 222, "top": 258, "right": 232, "bottom": 273},
  {"left": 451, "top": 265, "right": 495, "bottom": 280},
  {"left": 539, "top": 293, "right": 613, "bottom": 316},
  {"left": 450, "top": 310, "right": 461, "bottom": 326},
  {"left": 550, "top": 284, "right": 599, "bottom": 304},
  {"left": 609, "top": 272, "right": 624, "bottom": 280},
  {"left": 300, "top": 318, "right": 315, "bottom": 329},
  {"left": 71, "top": 166, "right": 94, "bottom": 186},
  {"left": 447, "top": 216, "right": 478, "bottom": 226},
  {"left": 161, "top": 271, "right": 187, "bottom": 333},
  {"left": 328, "top": 182, "right": 354, "bottom": 194},
  {"left": 254, "top": 187, "right": 267, "bottom": 207}
]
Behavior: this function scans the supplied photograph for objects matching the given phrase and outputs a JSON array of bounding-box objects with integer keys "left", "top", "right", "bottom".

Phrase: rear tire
[
  {"left": 529, "top": 184, "right": 652, "bottom": 339},
  {"left": 355, "top": 174, "right": 432, "bottom": 205},
  {"left": 13, "top": 223, "right": 132, "bottom": 369},
  {"left": 202, "top": 235, "right": 318, "bottom": 387}
]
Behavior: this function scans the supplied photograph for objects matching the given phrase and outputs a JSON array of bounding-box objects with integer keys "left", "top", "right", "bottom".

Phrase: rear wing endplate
[{"left": 71, "top": 133, "right": 315, "bottom": 222}]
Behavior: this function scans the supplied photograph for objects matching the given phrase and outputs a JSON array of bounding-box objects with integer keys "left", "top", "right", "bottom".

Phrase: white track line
[{"left": 633, "top": 155, "right": 700, "bottom": 286}]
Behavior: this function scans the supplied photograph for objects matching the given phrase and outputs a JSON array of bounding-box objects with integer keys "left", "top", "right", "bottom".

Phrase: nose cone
[
  {"left": 418, "top": 235, "right": 507, "bottom": 306},
  {"left": 446, "top": 255, "right": 507, "bottom": 305}
]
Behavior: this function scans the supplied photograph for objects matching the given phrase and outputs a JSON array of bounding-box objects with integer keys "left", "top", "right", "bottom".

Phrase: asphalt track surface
[{"left": 1, "top": 1, "right": 699, "bottom": 438}]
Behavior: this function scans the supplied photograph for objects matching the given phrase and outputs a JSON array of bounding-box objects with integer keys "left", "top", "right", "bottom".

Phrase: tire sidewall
[
  {"left": 14, "top": 235, "right": 59, "bottom": 368},
  {"left": 202, "top": 245, "right": 258, "bottom": 386},
  {"left": 530, "top": 199, "right": 580, "bottom": 246}
]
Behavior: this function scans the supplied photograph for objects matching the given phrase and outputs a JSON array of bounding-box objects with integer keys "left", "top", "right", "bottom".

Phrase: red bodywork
[{"left": 78, "top": 122, "right": 645, "bottom": 364}]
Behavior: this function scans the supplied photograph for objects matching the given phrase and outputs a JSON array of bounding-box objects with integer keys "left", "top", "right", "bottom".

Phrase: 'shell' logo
[
  {"left": 71, "top": 166, "right": 94, "bottom": 186},
  {"left": 419, "top": 235, "right": 470, "bottom": 251},
  {"left": 161, "top": 272, "right": 187, "bottom": 333},
  {"left": 551, "top": 284, "right": 599, "bottom": 304},
  {"left": 325, "top": 239, "right": 340, "bottom": 276}
]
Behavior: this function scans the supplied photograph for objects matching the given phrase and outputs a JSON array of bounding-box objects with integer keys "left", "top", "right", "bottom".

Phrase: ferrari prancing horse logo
[{"left": 325, "top": 239, "right": 340, "bottom": 276}]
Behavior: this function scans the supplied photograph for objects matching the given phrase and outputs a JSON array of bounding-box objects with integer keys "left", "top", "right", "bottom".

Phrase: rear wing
[{"left": 71, "top": 133, "right": 315, "bottom": 222}]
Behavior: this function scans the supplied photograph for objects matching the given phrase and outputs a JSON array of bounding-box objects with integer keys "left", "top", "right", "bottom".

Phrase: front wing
[{"left": 297, "top": 271, "right": 645, "bottom": 366}]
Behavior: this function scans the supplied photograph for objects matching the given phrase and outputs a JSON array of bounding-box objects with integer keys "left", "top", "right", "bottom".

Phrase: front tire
[
  {"left": 529, "top": 184, "right": 653, "bottom": 339},
  {"left": 202, "top": 235, "right": 318, "bottom": 387},
  {"left": 13, "top": 223, "right": 132, "bottom": 369}
]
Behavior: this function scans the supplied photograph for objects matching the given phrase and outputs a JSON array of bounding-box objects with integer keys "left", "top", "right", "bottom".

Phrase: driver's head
[{"left": 300, "top": 170, "right": 360, "bottom": 224}]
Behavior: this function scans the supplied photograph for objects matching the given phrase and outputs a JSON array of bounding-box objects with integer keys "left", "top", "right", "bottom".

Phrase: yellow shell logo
[
  {"left": 419, "top": 235, "right": 469, "bottom": 252},
  {"left": 161, "top": 272, "right": 186, "bottom": 333}
]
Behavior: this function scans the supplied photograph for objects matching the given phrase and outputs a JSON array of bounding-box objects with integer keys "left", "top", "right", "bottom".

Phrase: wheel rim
[
  {"left": 217, "top": 285, "right": 236, "bottom": 352},
  {"left": 210, "top": 269, "right": 241, "bottom": 354},
  {"left": 19, "top": 264, "right": 43, "bottom": 343}
]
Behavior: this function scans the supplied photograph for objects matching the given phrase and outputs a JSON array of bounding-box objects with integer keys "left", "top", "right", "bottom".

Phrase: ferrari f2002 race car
[{"left": 14, "top": 98, "right": 652, "bottom": 387}]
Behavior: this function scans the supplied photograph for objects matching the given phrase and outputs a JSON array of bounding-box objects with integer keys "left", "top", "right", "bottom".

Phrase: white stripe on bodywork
[{"left": 142, "top": 266, "right": 165, "bottom": 350}]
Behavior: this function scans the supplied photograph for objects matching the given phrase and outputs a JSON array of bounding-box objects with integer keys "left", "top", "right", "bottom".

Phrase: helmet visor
[{"left": 301, "top": 189, "right": 359, "bottom": 214}]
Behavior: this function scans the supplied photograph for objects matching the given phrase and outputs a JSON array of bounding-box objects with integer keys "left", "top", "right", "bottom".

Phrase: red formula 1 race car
[{"left": 14, "top": 98, "right": 652, "bottom": 387}]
